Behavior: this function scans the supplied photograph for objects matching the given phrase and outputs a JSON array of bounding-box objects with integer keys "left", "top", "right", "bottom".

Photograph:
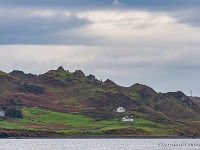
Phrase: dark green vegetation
[
  {"left": 0, "top": 67, "right": 200, "bottom": 138},
  {"left": 4, "top": 107, "right": 23, "bottom": 118}
]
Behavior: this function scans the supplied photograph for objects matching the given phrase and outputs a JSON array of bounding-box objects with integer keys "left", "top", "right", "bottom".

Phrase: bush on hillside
[{"left": 4, "top": 107, "right": 23, "bottom": 118}]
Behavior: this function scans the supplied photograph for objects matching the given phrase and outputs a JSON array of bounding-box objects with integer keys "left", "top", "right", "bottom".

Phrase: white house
[
  {"left": 122, "top": 116, "right": 133, "bottom": 122},
  {"left": 117, "top": 107, "right": 125, "bottom": 113},
  {"left": 0, "top": 111, "right": 5, "bottom": 117}
]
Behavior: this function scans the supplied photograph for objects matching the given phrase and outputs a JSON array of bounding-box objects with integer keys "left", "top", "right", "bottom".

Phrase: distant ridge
[{"left": 0, "top": 66, "right": 199, "bottom": 137}]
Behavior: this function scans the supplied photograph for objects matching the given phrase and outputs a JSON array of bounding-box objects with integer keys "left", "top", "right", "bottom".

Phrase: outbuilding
[
  {"left": 117, "top": 107, "right": 125, "bottom": 113},
  {"left": 122, "top": 116, "right": 133, "bottom": 122},
  {"left": 0, "top": 111, "right": 5, "bottom": 117}
]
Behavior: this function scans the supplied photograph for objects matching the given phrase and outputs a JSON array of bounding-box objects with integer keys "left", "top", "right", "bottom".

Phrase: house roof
[
  {"left": 117, "top": 107, "right": 125, "bottom": 109},
  {"left": 123, "top": 116, "right": 133, "bottom": 119}
]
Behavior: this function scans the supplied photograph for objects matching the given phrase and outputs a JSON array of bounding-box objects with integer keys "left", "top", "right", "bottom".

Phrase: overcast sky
[{"left": 0, "top": 0, "right": 200, "bottom": 96}]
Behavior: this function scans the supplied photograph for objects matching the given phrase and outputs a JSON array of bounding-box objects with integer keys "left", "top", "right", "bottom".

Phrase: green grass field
[
  {"left": 0, "top": 120, "right": 21, "bottom": 129},
  {"left": 0, "top": 107, "right": 177, "bottom": 136}
]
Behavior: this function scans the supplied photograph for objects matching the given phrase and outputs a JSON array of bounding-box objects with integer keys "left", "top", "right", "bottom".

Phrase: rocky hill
[{"left": 0, "top": 67, "right": 199, "bottom": 137}]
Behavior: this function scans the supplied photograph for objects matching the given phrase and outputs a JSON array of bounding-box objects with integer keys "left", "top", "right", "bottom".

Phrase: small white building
[
  {"left": 0, "top": 111, "right": 5, "bottom": 117},
  {"left": 122, "top": 116, "right": 133, "bottom": 122},
  {"left": 117, "top": 107, "right": 125, "bottom": 113}
]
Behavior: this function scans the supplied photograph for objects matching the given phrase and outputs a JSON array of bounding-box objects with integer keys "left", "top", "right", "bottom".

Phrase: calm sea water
[{"left": 0, "top": 139, "right": 199, "bottom": 150}]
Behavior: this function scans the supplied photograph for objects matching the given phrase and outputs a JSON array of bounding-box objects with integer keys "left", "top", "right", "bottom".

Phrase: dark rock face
[
  {"left": 130, "top": 83, "right": 158, "bottom": 99},
  {"left": 10, "top": 70, "right": 36, "bottom": 78},
  {"left": 162, "top": 91, "right": 197, "bottom": 108},
  {"left": 87, "top": 74, "right": 95, "bottom": 80},
  {"left": 10, "top": 70, "right": 25, "bottom": 76},
  {"left": 137, "top": 88, "right": 157, "bottom": 100},
  {"left": 163, "top": 91, "right": 185, "bottom": 99},
  {"left": 73, "top": 70, "right": 85, "bottom": 77},
  {"left": 17, "top": 84, "right": 45, "bottom": 94},
  {"left": 104, "top": 79, "right": 116, "bottom": 85},
  {"left": 57, "top": 66, "right": 65, "bottom": 72}
]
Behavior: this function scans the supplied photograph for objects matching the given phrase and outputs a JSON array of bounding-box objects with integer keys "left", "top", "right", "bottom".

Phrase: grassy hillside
[
  {"left": 0, "top": 107, "right": 186, "bottom": 137},
  {"left": 0, "top": 67, "right": 199, "bottom": 137}
]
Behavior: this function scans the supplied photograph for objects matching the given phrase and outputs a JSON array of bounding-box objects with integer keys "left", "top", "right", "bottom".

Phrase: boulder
[
  {"left": 104, "top": 79, "right": 116, "bottom": 85},
  {"left": 73, "top": 70, "right": 85, "bottom": 77},
  {"left": 87, "top": 74, "right": 95, "bottom": 80},
  {"left": 57, "top": 66, "right": 65, "bottom": 72}
]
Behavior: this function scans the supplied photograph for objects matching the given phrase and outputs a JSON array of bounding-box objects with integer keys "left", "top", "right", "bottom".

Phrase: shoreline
[{"left": 4, "top": 135, "right": 200, "bottom": 139}]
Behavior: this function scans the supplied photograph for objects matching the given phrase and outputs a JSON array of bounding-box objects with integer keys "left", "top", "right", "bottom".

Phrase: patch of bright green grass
[
  {"left": 20, "top": 108, "right": 129, "bottom": 129},
  {"left": 95, "top": 119, "right": 120, "bottom": 126},
  {"left": 0, "top": 120, "right": 21, "bottom": 129},
  {"left": 22, "top": 107, "right": 92, "bottom": 127}
]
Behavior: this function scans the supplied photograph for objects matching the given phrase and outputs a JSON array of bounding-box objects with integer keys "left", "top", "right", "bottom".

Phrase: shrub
[{"left": 4, "top": 107, "right": 23, "bottom": 118}]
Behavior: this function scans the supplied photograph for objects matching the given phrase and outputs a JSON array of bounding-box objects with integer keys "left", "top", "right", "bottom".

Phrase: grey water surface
[{"left": 0, "top": 139, "right": 200, "bottom": 150}]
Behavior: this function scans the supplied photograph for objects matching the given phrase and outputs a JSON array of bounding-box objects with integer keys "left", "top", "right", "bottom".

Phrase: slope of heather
[{"left": 0, "top": 67, "right": 199, "bottom": 137}]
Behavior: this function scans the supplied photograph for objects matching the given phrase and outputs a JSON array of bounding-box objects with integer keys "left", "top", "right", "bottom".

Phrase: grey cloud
[
  {"left": 172, "top": 10, "right": 200, "bottom": 27},
  {"left": 0, "top": 0, "right": 113, "bottom": 8},
  {"left": 0, "top": 2, "right": 200, "bottom": 45},
  {"left": 0, "top": 9, "right": 91, "bottom": 44}
]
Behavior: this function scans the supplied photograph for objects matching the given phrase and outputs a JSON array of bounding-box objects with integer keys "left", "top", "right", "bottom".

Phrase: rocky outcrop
[
  {"left": 73, "top": 70, "right": 85, "bottom": 77},
  {"left": 87, "top": 74, "right": 95, "bottom": 80},
  {"left": 56, "top": 66, "right": 65, "bottom": 72},
  {"left": 162, "top": 91, "right": 197, "bottom": 108},
  {"left": 104, "top": 79, "right": 117, "bottom": 85},
  {"left": 130, "top": 83, "right": 157, "bottom": 99},
  {"left": 10, "top": 70, "right": 36, "bottom": 79}
]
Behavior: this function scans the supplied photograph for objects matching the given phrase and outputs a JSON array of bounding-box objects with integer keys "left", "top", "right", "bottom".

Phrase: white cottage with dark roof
[
  {"left": 122, "top": 116, "right": 133, "bottom": 122},
  {"left": 117, "top": 107, "right": 125, "bottom": 113}
]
